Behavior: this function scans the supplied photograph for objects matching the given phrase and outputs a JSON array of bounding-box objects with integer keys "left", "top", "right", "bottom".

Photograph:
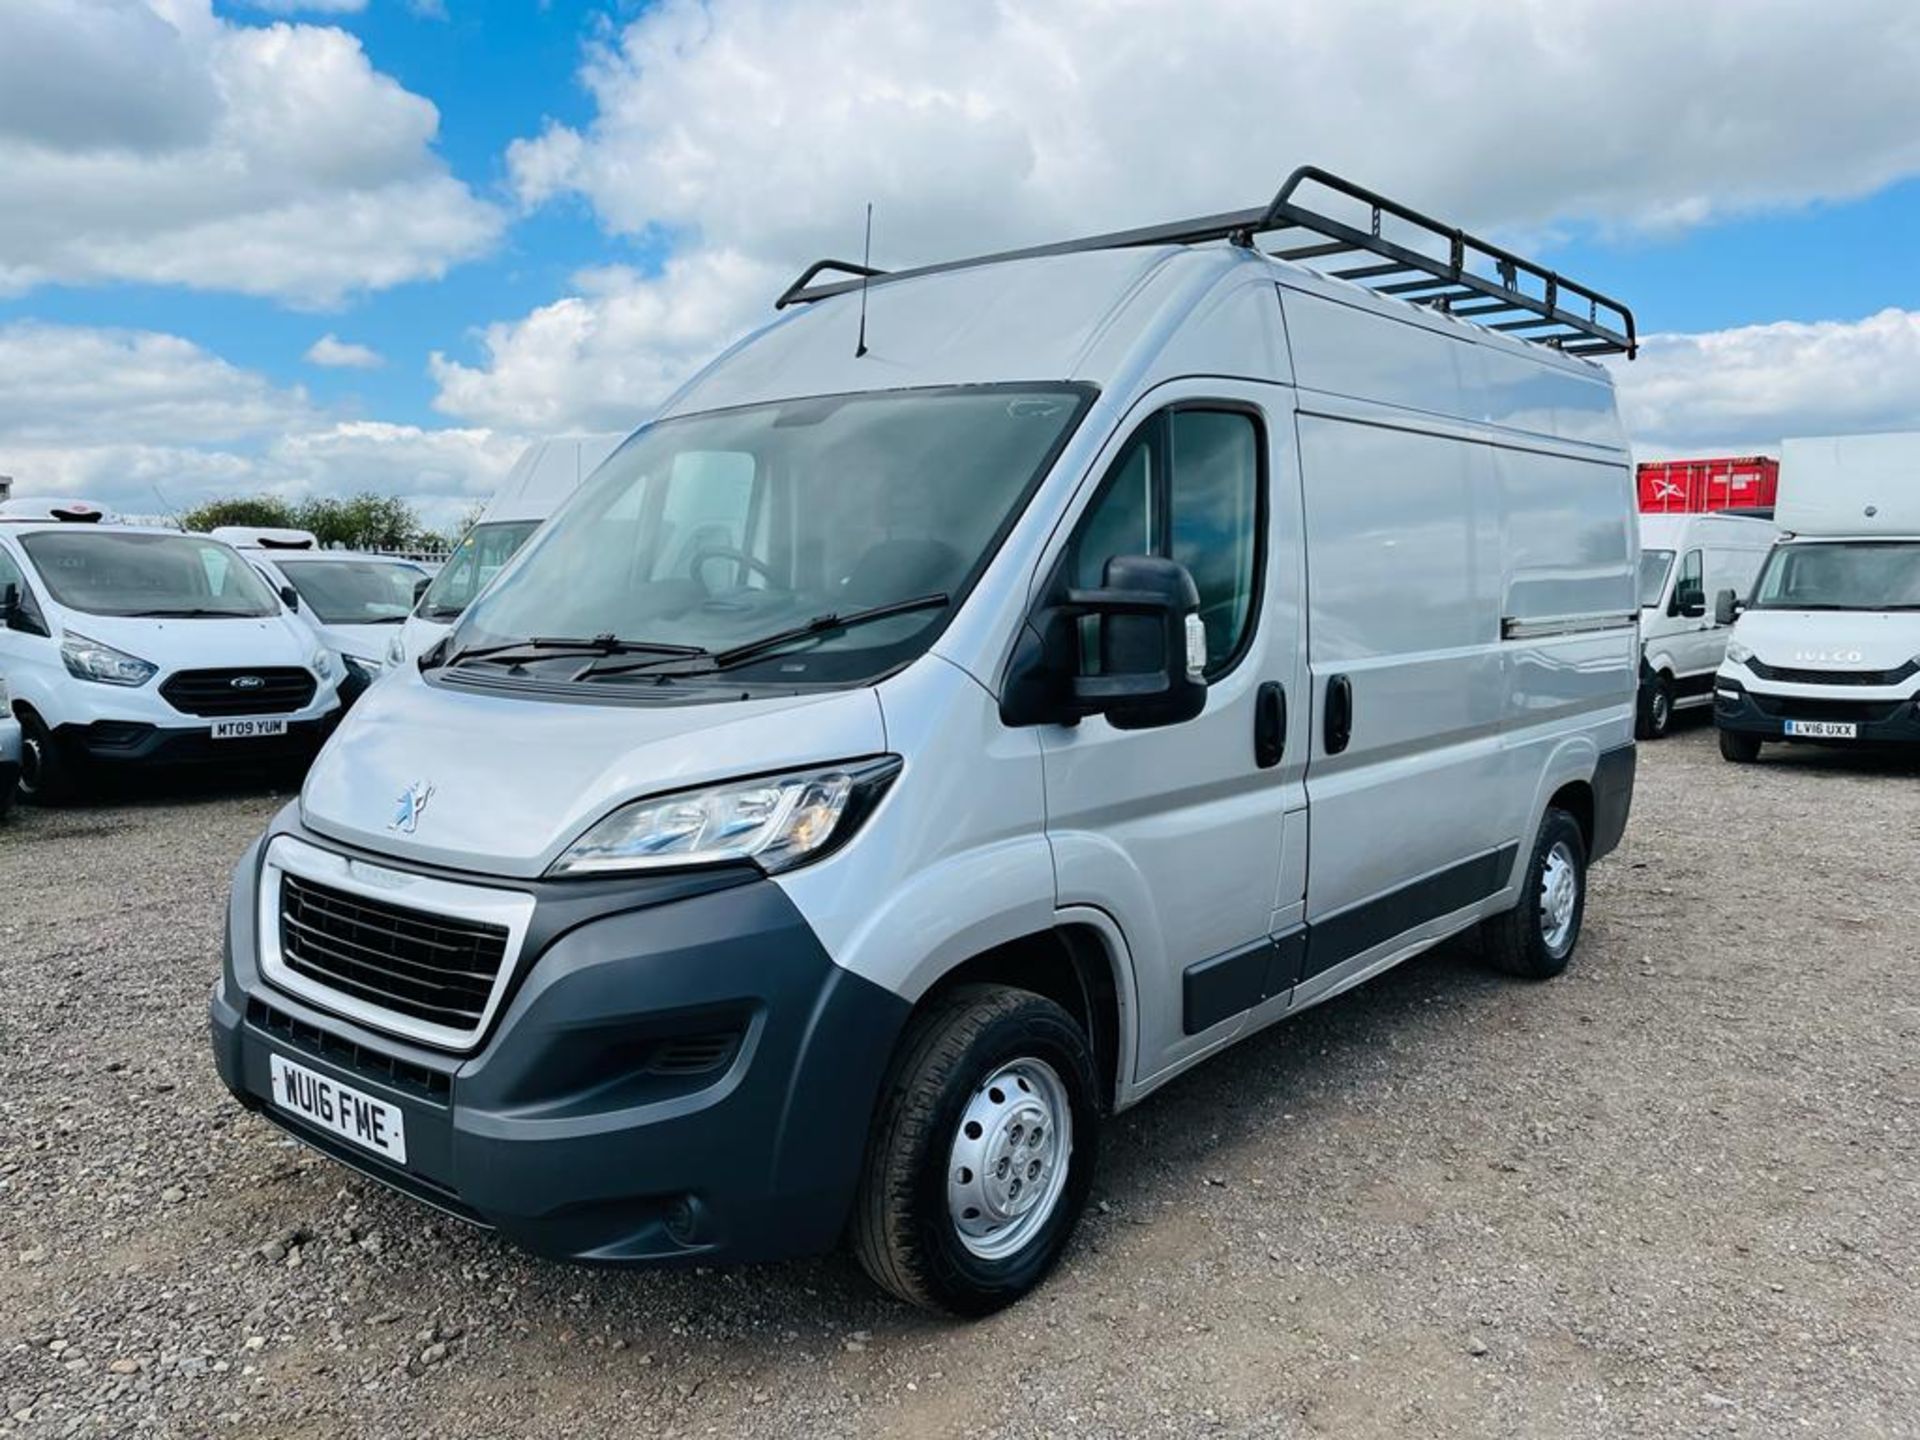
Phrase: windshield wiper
[
  {"left": 441, "top": 633, "right": 711, "bottom": 671},
  {"left": 577, "top": 593, "right": 952, "bottom": 681},
  {"left": 120, "top": 607, "right": 252, "bottom": 618}
]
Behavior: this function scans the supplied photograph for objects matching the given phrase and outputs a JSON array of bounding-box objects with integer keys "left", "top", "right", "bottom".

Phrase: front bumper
[
  {"left": 53, "top": 715, "right": 336, "bottom": 768},
  {"left": 209, "top": 823, "right": 909, "bottom": 1266},
  {"left": 1713, "top": 677, "right": 1920, "bottom": 745}
]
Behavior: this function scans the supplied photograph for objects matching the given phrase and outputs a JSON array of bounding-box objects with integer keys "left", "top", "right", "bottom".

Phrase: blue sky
[{"left": 5, "top": 0, "right": 1920, "bottom": 524}]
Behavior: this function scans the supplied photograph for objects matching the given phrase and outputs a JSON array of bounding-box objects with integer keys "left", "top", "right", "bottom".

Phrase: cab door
[
  {"left": 1670, "top": 547, "right": 1714, "bottom": 684},
  {"left": 1036, "top": 381, "right": 1309, "bottom": 1086}
]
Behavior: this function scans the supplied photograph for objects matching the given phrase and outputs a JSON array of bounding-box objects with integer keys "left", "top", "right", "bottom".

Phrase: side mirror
[
  {"left": 1677, "top": 593, "right": 1706, "bottom": 619},
  {"left": 413, "top": 576, "right": 431, "bottom": 605},
  {"left": 0, "top": 582, "right": 15, "bottom": 625},
  {"left": 1714, "top": 589, "right": 1742, "bottom": 626},
  {"left": 1001, "top": 554, "right": 1208, "bottom": 730},
  {"left": 279, "top": 584, "right": 300, "bottom": 612}
]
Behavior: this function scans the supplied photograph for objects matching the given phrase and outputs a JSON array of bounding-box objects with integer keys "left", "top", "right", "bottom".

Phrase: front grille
[
  {"left": 246, "top": 997, "right": 452, "bottom": 1104},
  {"left": 1749, "top": 693, "right": 1909, "bottom": 724},
  {"left": 279, "top": 874, "right": 509, "bottom": 1032},
  {"left": 1747, "top": 657, "right": 1918, "bottom": 687},
  {"left": 162, "top": 666, "right": 316, "bottom": 717}
]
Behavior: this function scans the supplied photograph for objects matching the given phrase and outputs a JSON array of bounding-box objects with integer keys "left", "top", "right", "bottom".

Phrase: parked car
[
  {"left": 0, "top": 517, "right": 342, "bottom": 801},
  {"left": 1635, "top": 512, "right": 1777, "bottom": 738},
  {"left": 211, "top": 528, "right": 430, "bottom": 706},
  {"left": 210, "top": 168, "right": 1640, "bottom": 1315},
  {"left": 0, "top": 671, "right": 19, "bottom": 818},
  {"left": 1716, "top": 431, "right": 1920, "bottom": 761},
  {"left": 389, "top": 435, "right": 624, "bottom": 665}
]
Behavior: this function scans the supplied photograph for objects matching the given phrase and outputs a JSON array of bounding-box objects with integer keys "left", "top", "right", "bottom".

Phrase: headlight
[
  {"left": 1726, "top": 640, "right": 1753, "bottom": 664},
  {"left": 61, "top": 632, "right": 157, "bottom": 687},
  {"left": 548, "top": 757, "right": 902, "bottom": 877},
  {"left": 386, "top": 632, "right": 406, "bottom": 667},
  {"left": 343, "top": 653, "right": 383, "bottom": 676},
  {"left": 310, "top": 648, "right": 336, "bottom": 682}
]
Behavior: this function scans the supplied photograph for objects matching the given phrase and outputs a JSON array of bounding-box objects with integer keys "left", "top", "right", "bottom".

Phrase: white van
[
  {"left": 209, "top": 169, "right": 1640, "bottom": 1314},
  {"left": 212, "top": 528, "right": 431, "bottom": 706},
  {"left": 390, "top": 435, "right": 624, "bottom": 665},
  {"left": 1635, "top": 512, "right": 1776, "bottom": 738},
  {"left": 1715, "top": 432, "right": 1920, "bottom": 761},
  {"left": 0, "top": 517, "right": 342, "bottom": 802}
]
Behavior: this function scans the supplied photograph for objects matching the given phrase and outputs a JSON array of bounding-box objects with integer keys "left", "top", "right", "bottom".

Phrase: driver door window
[
  {"left": 1673, "top": 549, "right": 1704, "bottom": 616},
  {"left": 1067, "top": 406, "right": 1262, "bottom": 678}
]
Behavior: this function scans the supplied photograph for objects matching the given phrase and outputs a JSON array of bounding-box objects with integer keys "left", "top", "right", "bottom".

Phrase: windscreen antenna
[{"left": 855, "top": 203, "right": 873, "bottom": 358}]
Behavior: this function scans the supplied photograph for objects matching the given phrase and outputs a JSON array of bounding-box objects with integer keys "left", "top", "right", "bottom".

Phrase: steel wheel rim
[
  {"left": 946, "top": 1058, "right": 1073, "bottom": 1261},
  {"left": 1651, "top": 689, "right": 1670, "bottom": 732},
  {"left": 19, "top": 732, "right": 44, "bottom": 794},
  {"left": 1539, "top": 841, "right": 1579, "bottom": 956}
]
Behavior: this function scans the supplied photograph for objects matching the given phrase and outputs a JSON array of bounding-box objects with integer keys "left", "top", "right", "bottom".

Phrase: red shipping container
[{"left": 1636, "top": 456, "right": 1779, "bottom": 514}]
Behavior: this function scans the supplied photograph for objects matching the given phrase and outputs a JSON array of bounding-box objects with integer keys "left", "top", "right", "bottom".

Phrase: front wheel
[
  {"left": 1718, "top": 728, "right": 1762, "bottom": 763},
  {"left": 1481, "top": 807, "right": 1588, "bottom": 980},
  {"left": 17, "top": 710, "right": 81, "bottom": 805},
  {"left": 1636, "top": 675, "right": 1673, "bottom": 740},
  {"left": 852, "top": 985, "right": 1100, "bottom": 1316}
]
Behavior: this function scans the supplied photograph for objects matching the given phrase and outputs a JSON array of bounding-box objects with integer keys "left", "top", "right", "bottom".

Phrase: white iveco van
[
  {"left": 0, "top": 516, "right": 342, "bottom": 802},
  {"left": 1635, "top": 511, "right": 1776, "bottom": 738},
  {"left": 390, "top": 435, "right": 623, "bottom": 665},
  {"left": 1715, "top": 432, "right": 1920, "bottom": 761},
  {"left": 211, "top": 169, "right": 1640, "bottom": 1315}
]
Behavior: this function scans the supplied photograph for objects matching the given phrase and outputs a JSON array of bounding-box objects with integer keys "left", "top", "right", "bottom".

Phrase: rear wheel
[
  {"left": 1481, "top": 807, "right": 1587, "bottom": 980},
  {"left": 17, "top": 710, "right": 80, "bottom": 805},
  {"left": 1718, "top": 728, "right": 1762, "bottom": 763},
  {"left": 1637, "top": 674, "right": 1673, "bottom": 739},
  {"left": 852, "top": 984, "right": 1099, "bottom": 1316}
]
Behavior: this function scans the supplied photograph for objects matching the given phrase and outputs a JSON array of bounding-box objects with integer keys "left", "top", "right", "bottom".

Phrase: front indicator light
[{"left": 548, "top": 756, "right": 902, "bottom": 877}]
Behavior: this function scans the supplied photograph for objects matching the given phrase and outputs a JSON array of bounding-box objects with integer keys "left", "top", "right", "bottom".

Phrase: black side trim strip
[
  {"left": 1302, "top": 844, "right": 1520, "bottom": 983},
  {"left": 1182, "top": 929, "right": 1306, "bottom": 1035},
  {"left": 1590, "top": 742, "right": 1636, "bottom": 861}
]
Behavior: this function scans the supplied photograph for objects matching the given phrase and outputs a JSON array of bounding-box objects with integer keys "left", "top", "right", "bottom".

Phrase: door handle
[
  {"left": 1255, "top": 681, "right": 1286, "bottom": 768},
  {"left": 1324, "top": 673, "right": 1353, "bottom": 755}
]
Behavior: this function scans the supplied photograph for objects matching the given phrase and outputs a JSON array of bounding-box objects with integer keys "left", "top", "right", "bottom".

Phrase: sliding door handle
[{"left": 1324, "top": 673, "right": 1353, "bottom": 755}]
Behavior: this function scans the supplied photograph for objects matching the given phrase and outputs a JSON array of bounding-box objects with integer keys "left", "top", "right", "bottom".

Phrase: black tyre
[
  {"left": 1636, "top": 674, "right": 1673, "bottom": 740},
  {"left": 17, "top": 710, "right": 80, "bottom": 805},
  {"left": 852, "top": 984, "right": 1100, "bottom": 1316},
  {"left": 1718, "top": 728, "right": 1762, "bottom": 763},
  {"left": 1481, "top": 807, "right": 1587, "bottom": 980}
]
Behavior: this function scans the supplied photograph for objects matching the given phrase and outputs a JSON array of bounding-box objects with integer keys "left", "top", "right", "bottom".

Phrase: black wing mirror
[
  {"left": 413, "top": 576, "right": 432, "bottom": 605},
  {"left": 0, "top": 582, "right": 15, "bottom": 626},
  {"left": 1714, "top": 588, "right": 1742, "bottom": 626},
  {"left": 278, "top": 583, "right": 300, "bottom": 612},
  {"left": 1001, "top": 554, "right": 1208, "bottom": 730},
  {"left": 1676, "top": 593, "right": 1706, "bottom": 619}
]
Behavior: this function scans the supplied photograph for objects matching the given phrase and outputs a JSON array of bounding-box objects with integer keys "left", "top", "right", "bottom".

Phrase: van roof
[
  {"left": 483, "top": 434, "right": 626, "bottom": 524},
  {"left": 1638, "top": 512, "right": 1779, "bottom": 546},
  {"left": 662, "top": 167, "right": 1633, "bottom": 425},
  {"left": 208, "top": 525, "right": 321, "bottom": 550}
]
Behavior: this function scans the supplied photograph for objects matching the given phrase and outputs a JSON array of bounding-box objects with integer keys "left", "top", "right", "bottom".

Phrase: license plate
[
  {"left": 1784, "top": 719, "right": 1858, "bottom": 739},
  {"left": 268, "top": 1053, "right": 407, "bottom": 1164},
  {"left": 211, "top": 717, "right": 289, "bottom": 740}
]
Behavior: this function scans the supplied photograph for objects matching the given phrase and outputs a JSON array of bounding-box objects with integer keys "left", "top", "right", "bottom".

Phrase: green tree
[
  {"left": 291, "top": 492, "right": 426, "bottom": 550},
  {"left": 179, "top": 496, "right": 297, "bottom": 533}
]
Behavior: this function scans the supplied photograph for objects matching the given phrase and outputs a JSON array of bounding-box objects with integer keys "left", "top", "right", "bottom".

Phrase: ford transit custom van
[{"left": 211, "top": 169, "right": 1640, "bottom": 1314}]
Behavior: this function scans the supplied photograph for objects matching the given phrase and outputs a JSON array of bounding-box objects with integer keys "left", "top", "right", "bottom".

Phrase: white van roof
[
  {"left": 1637, "top": 512, "right": 1779, "bottom": 549},
  {"left": 0, "top": 496, "right": 117, "bottom": 524},
  {"left": 482, "top": 435, "right": 626, "bottom": 525},
  {"left": 1779, "top": 432, "right": 1920, "bottom": 537},
  {"left": 208, "top": 525, "right": 321, "bottom": 551}
]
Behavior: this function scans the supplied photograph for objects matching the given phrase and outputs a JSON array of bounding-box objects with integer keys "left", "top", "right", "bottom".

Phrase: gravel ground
[{"left": 2, "top": 722, "right": 1917, "bottom": 1439}]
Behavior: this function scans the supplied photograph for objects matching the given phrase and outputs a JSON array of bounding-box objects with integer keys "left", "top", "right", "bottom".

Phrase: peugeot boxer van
[
  {"left": 1715, "top": 432, "right": 1920, "bottom": 761},
  {"left": 213, "top": 528, "right": 430, "bottom": 706},
  {"left": 1635, "top": 512, "right": 1776, "bottom": 738},
  {"left": 389, "top": 435, "right": 623, "bottom": 665},
  {"left": 0, "top": 517, "right": 342, "bottom": 802},
  {"left": 210, "top": 169, "right": 1640, "bottom": 1314}
]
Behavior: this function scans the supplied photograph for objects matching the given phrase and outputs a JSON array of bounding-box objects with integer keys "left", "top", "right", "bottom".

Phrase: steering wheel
[{"left": 690, "top": 547, "right": 779, "bottom": 591}]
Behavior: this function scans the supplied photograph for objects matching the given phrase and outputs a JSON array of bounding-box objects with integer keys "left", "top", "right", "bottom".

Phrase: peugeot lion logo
[
  {"left": 390, "top": 781, "right": 434, "bottom": 834},
  {"left": 230, "top": 675, "right": 266, "bottom": 690}
]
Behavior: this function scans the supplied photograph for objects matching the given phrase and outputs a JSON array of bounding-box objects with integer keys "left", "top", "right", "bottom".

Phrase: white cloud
[
  {"left": 1613, "top": 309, "right": 1920, "bottom": 459},
  {"left": 0, "top": 322, "right": 523, "bottom": 530},
  {"left": 234, "top": 0, "right": 367, "bottom": 13},
  {"left": 305, "top": 334, "right": 383, "bottom": 369},
  {"left": 448, "top": 0, "right": 1920, "bottom": 430},
  {"left": 0, "top": 0, "right": 501, "bottom": 305}
]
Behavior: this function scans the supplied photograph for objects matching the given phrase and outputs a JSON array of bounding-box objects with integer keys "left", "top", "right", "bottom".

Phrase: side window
[
  {"left": 1067, "top": 406, "right": 1263, "bottom": 678},
  {"left": 1674, "top": 549, "right": 1704, "bottom": 612},
  {"left": 0, "top": 547, "right": 47, "bottom": 635}
]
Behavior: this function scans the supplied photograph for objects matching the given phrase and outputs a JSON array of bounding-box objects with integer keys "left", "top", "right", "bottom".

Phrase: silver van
[{"left": 210, "top": 169, "right": 1640, "bottom": 1315}]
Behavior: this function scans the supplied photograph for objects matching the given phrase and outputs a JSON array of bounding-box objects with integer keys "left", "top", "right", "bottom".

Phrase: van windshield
[
  {"left": 418, "top": 521, "right": 540, "bottom": 620},
  {"left": 1638, "top": 549, "right": 1674, "bottom": 607},
  {"left": 1751, "top": 541, "right": 1920, "bottom": 611},
  {"left": 20, "top": 531, "right": 280, "bottom": 618},
  {"left": 276, "top": 558, "right": 425, "bottom": 625},
  {"left": 451, "top": 385, "right": 1091, "bottom": 686}
]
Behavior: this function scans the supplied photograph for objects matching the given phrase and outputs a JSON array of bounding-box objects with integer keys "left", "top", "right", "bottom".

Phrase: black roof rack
[{"left": 775, "top": 165, "right": 1636, "bottom": 360}]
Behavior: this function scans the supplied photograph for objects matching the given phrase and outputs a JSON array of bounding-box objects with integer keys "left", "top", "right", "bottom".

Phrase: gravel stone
[{"left": 1, "top": 729, "right": 1916, "bottom": 1436}]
